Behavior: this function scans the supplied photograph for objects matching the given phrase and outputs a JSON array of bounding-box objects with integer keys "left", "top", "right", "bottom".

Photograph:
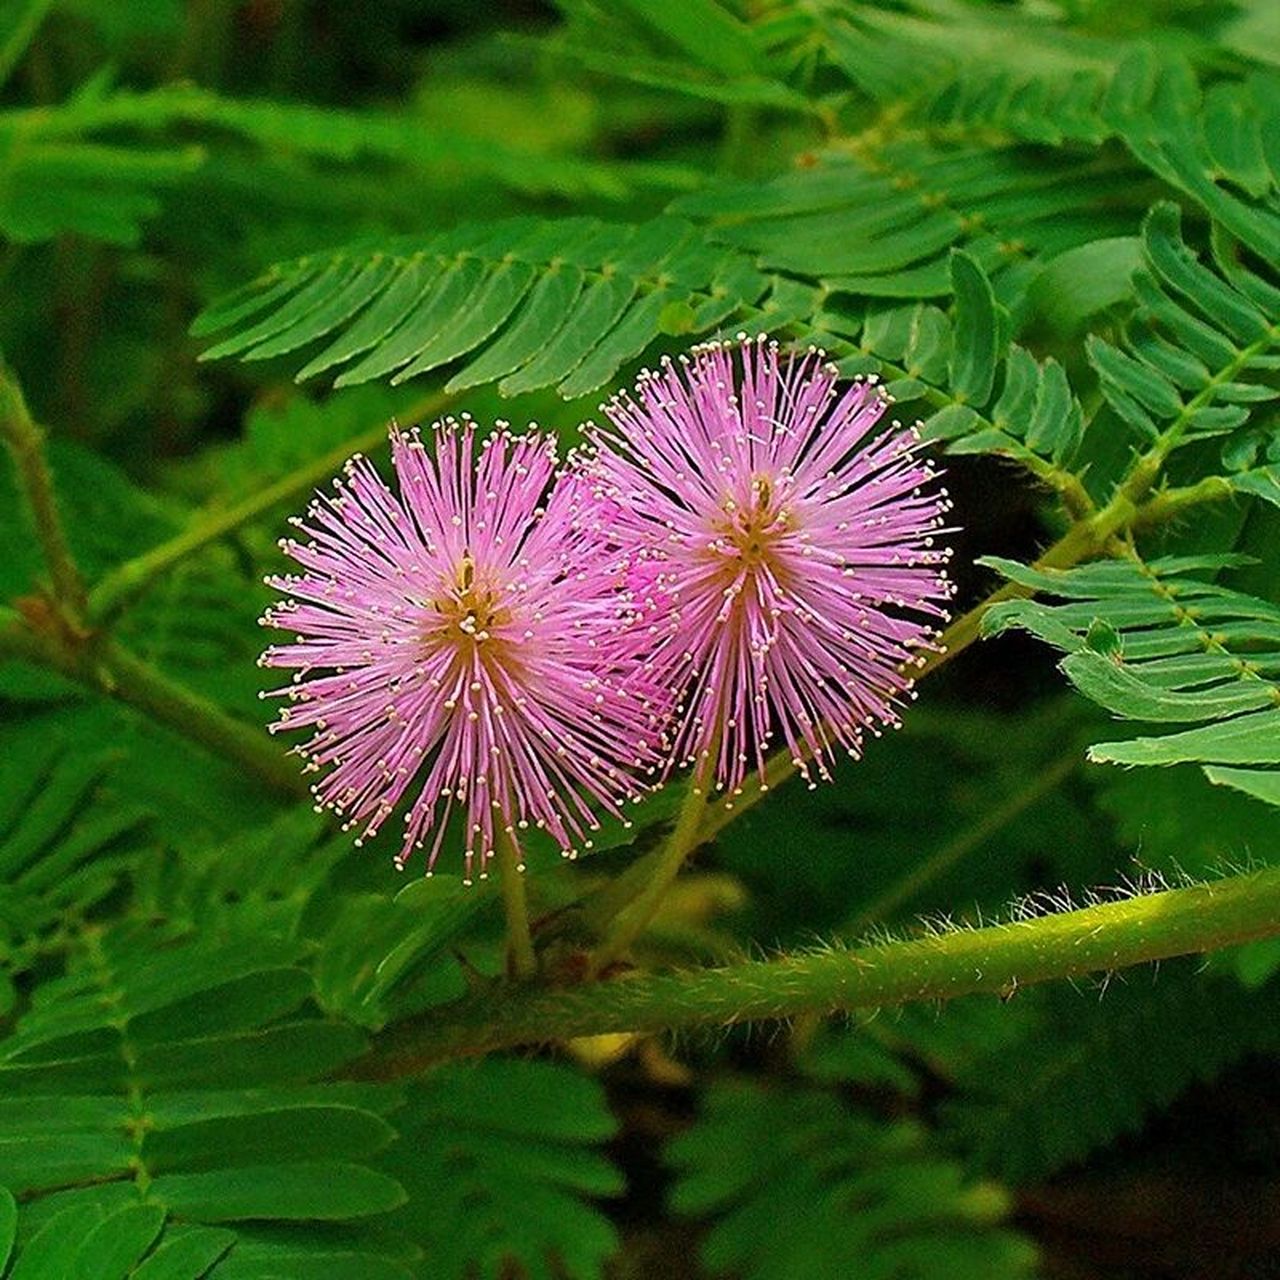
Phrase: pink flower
[
  {"left": 260, "top": 418, "right": 659, "bottom": 880},
  {"left": 585, "top": 336, "right": 953, "bottom": 795}
]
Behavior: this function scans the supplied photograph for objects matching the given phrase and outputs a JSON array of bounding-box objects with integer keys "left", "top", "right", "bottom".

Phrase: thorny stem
[
  {"left": 588, "top": 763, "right": 714, "bottom": 976},
  {"left": 495, "top": 829, "right": 537, "bottom": 981},
  {"left": 356, "top": 863, "right": 1280, "bottom": 1073},
  {"left": 0, "top": 358, "right": 87, "bottom": 617},
  {"left": 87, "top": 389, "right": 454, "bottom": 624}
]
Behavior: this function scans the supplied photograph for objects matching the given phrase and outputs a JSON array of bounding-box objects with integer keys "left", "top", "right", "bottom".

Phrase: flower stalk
[
  {"left": 495, "top": 829, "right": 537, "bottom": 981},
  {"left": 588, "top": 761, "right": 713, "bottom": 975}
]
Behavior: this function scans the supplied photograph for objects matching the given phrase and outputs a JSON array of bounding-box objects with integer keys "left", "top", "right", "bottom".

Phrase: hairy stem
[
  {"left": 588, "top": 766, "right": 712, "bottom": 975},
  {"left": 356, "top": 863, "right": 1280, "bottom": 1074},
  {"left": 87, "top": 389, "right": 453, "bottom": 624},
  {"left": 495, "top": 830, "right": 536, "bottom": 981},
  {"left": 0, "top": 358, "right": 86, "bottom": 615}
]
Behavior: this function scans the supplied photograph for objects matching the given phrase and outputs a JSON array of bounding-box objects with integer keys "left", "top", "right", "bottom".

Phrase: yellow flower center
[
  {"left": 712, "top": 473, "right": 792, "bottom": 571},
  {"left": 428, "top": 553, "right": 512, "bottom": 652}
]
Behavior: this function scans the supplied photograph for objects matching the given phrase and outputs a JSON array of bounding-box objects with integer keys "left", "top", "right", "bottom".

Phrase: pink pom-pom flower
[
  {"left": 259, "top": 417, "right": 660, "bottom": 881},
  {"left": 584, "top": 335, "right": 954, "bottom": 796}
]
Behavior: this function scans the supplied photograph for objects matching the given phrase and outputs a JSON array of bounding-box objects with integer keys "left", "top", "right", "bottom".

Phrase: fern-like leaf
[
  {"left": 1084, "top": 203, "right": 1280, "bottom": 457},
  {"left": 983, "top": 553, "right": 1280, "bottom": 803},
  {"left": 0, "top": 923, "right": 412, "bottom": 1277},
  {"left": 942, "top": 963, "right": 1280, "bottom": 1184},
  {"left": 383, "top": 1058, "right": 622, "bottom": 1280},
  {"left": 193, "top": 216, "right": 767, "bottom": 396},
  {"left": 669, "top": 1079, "right": 1037, "bottom": 1280},
  {"left": 671, "top": 138, "right": 1136, "bottom": 297},
  {"left": 0, "top": 77, "right": 689, "bottom": 245},
  {"left": 0, "top": 746, "right": 147, "bottom": 1004}
]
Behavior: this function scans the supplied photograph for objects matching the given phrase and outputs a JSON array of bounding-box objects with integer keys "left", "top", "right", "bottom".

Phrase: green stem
[
  {"left": 355, "top": 863, "right": 1280, "bottom": 1074},
  {"left": 844, "top": 747, "right": 1080, "bottom": 932},
  {"left": 0, "top": 620, "right": 304, "bottom": 798},
  {"left": 1132, "top": 475, "right": 1236, "bottom": 530},
  {"left": 588, "top": 764, "right": 712, "bottom": 974},
  {"left": 0, "top": 357, "right": 86, "bottom": 615},
  {"left": 495, "top": 830, "right": 536, "bottom": 981},
  {"left": 86, "top": 389, "right": 453, "bottom": 624}
]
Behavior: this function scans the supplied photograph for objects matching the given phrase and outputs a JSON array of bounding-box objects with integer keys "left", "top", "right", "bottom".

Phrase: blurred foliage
[{"left": 3, "top": 1, "right": 1280, "bottom": 1277}]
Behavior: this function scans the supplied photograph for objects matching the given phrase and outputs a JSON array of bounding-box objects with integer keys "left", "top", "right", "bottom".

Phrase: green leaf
[
  {"left": 948, "top": 250, "right": 1001, "bottom": 405},
  {"left": 670, "top": 1080, "right": 1036, "bottom": 1280},
  {"left": 127, "top": 1227, "right": 236, "bottom": 1280},
  {"left": 612, "top": 0, "right": 760, "bottom": 78},
  {"left": 72, "top": 1204, "right": 166, "bottom": 1280},
  {"left": 152, "top": 1162, "right": 406, "bottom": 1222},
  {"left": 1090, "top": 708, "right": 1280, "bottom": 767},
  {"left": 985, "top": 555, "right": 1280, "bottom": 792},
  {"left": 1082, "top": 204, "right": 1280, "bottom": 458},
  {"left": 1062, "top": 650, "right": 1277, "bottom": 722},
  {"left": 384, "top": 1059, "right": 622, "bottom": 1280},
  {"left": 197, "top": 218, "right": 766, "bottom": 397},
  {"left": 1205, "top": 765, "right": 1280, "bottom": 808},
  {"left": 142, "top": 1105, "right": 396, "bottom": 1173},
  {"left": 1027, "top": 238, "right": 1142, "bottom": 335},
  {"left": 8, "top": 1205, "right": 97, "bottom": 1280},
  {"left": 0, "top": 916, "right": 407, "bottom": 1274}
]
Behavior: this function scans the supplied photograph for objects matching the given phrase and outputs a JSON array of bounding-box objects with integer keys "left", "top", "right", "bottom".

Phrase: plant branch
[
  {"left": 0, "top": 619, "right": 305, "bottom": 797},
  {"left": 86, "top": 389, "right": 453, "bottom": 624},
  {"left": 355, "top": 863, "right": 1280, "bottom": 1074},
  {"left": 0, "top": 357, "right": 86, "bottom": 616}
]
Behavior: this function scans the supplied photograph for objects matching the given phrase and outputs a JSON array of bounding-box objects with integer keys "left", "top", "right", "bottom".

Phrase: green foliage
[
  {"left": 669, "top": 1079, "right": 1037, "bottom": 1280},
  {"left": 0, "top": 744, "right": 146, "bottom": 1002},
  {"left": 8, "top": 1, "right": 1280, "bottom": 1275},
  {"left": 385, "top": 1059, "right": 623, "bottom": 1280},
  {"left": 941, "top": 964, "right": 1280, "bottom": 1184},
  {"left": 193, "top": 216, "right": 767, "bottom": 397},
  {"left": 1084, "top": 203, "right": 1280, "bottom": 459},
  {"left": 985, "top": 554, "right": 1280, "bottom": 803},
  {"left": 0, "top": 921, "right": 413, "bottom": 1277},
  {"left": 0, "top": 77, "right": 681, "bottom": 246}
]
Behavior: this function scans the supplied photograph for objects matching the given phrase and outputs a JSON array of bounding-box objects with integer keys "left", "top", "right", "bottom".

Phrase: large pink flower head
[
  {"left": 260, "top": 417, "right": 660, "bottom": 881},
  {"left": 586, "top": 335, "right": 953, "bottom": 795}
]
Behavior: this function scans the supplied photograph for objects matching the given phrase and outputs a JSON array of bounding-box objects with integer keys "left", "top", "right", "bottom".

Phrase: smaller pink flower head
[
  {"left": 260, "top": 417, "right": 661, "bottom": 881},
  {"left": 586, "top": 335, "right": 953, "bottom": 795}
]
